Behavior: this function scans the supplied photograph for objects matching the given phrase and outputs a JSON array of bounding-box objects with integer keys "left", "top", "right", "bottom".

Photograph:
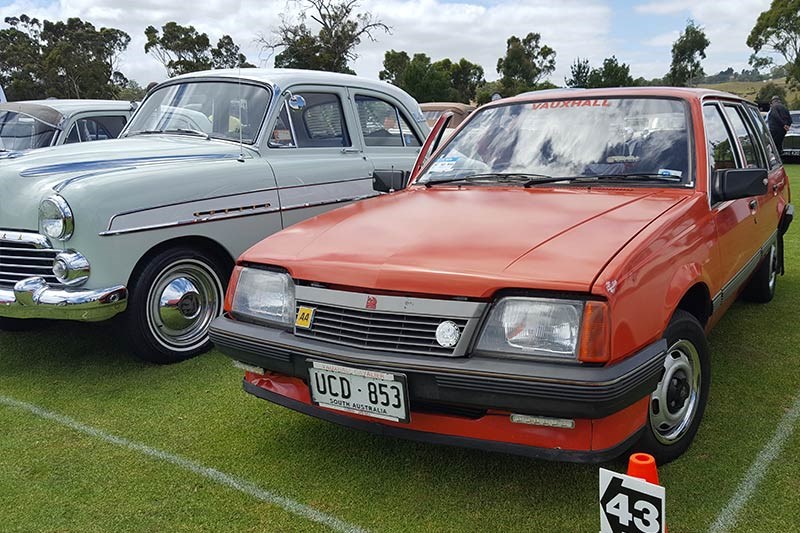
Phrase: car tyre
[
  {"left": 742, "top": 242, "right": 778, "bottom": 303},
  {"left": 125, "top": 246, "right": 229, "bottom": 364},
  {"left": 633, "top": 309, "right": 710, "bottom": 465}
]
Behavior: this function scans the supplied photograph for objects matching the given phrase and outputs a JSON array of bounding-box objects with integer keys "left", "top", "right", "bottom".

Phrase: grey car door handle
[{"left": 341, "top": 148, "right": 361, "bottom": 154}]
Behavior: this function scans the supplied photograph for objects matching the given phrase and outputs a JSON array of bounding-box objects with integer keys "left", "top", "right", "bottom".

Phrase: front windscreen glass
[
  {"left": 126, "top": 81, "right": 270, "bottom": 143},
  {"left": 418, "top": 97, "right": 692, "bottom": 186},
  {"left": 0, "top": 111, "right": 58, "bottom": 151}
]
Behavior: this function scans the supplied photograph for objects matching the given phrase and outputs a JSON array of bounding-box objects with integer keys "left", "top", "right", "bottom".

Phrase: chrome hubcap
[
  {"left": 146, "top": 259, "right": 222, "bottom": 351},
  {"left": 767, "top": 243, "right": 778, "bottom": 292},
  {"left": 650, "top": 339, "right": 701, "bottom": 445}
]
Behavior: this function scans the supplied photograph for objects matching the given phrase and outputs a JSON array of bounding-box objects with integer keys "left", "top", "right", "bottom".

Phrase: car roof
[
  {"left": 0, "top": 99, "right": 136, "bottom": 126},
  {"left": 169, "top": 68, "right": 425, "bottom": 122},
  {"left": 420, "top": 102, "right": 476, "bottom": 113},
  {"left": 496, "top": 86, "right": 752, "bottom": 106}
]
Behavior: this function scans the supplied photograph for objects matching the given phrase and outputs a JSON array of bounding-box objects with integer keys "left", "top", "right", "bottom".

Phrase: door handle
[
  {"left": 773, "top": 183, "right": 779, "bottom": 193},
  {"left": 749, "top": 199, "right": 758, "bottom": 210},
  {"left": 341, "top": 148, "right": 361, "bottom": 154}
]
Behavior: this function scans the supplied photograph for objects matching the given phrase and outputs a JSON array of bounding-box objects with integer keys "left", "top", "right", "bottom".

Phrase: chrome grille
[
  {"left": 783, "top": 135, "right": 800, "bottom": 150},
  {"left": 295, "top": 302, "right": 469, "bottom": 356},
  {"left": 0, "top": 237, "right": 59, "bottom": 288}
]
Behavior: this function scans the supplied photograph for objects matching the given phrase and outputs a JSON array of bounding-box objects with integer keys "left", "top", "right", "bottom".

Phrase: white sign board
[{"left": 599, "top": 468, "right": 665, "bottom": 533}]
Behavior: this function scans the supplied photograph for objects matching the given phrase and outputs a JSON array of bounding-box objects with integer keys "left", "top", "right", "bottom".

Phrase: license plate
[{"left": 307, "top": 361, "right": 410, "bottom": 423}]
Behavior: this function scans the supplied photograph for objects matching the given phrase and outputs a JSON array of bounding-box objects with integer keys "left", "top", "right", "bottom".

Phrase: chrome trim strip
[
  {"left": 0, "top": 231, "right": 52, "bottom": 249},
  {"left": 712, "top": 230, "right": 777, "bottom": 313},
  {"left": 100, "top": 189, "right": 281, "bottom": 236},
  {"left": 278, "top": 177, "right": 376, "bottom": 211}
]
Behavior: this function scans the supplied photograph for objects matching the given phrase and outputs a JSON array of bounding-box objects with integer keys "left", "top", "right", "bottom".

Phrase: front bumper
[
  {"left": 212, "top": 315, "right": 667, "bottom": 461},
  {"left": 0, "top": 276, "right": 127, "bottom": 322}
]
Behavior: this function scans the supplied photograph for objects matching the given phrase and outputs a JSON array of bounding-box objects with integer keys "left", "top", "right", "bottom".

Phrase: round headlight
[{"left": 39, "top": 195, "right": 74, "bottom": 240}]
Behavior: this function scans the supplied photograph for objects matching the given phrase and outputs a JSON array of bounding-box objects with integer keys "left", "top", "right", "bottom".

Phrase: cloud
[{"left": 0, "top": 0, "right": 612, "bottom": 87}]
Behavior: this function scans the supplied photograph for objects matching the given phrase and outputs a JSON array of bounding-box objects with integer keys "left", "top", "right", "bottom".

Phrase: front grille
[
  {"left": 295, "top": 302, "right": 469, "bottom": 356},
  {"left": 783, "top": 135, "right": 800, "bottom": 150},
  {"left": 0, "top": 238, "right": 59, "bottom": 288}
]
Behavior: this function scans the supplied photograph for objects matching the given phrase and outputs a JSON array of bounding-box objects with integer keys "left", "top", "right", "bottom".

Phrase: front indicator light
[{"left": 578, "top": 301, "right": 610, "bottom": 363}]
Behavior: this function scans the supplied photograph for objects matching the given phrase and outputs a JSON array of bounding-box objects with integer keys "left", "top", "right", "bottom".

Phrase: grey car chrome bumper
[{"left": 0, "top": 277, "right": 127, "bottom": 322}]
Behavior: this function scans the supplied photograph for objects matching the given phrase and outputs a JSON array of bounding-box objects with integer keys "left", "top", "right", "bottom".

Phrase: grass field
[{"left": 2, "top": 169, "right": 800, "bottom": 532}]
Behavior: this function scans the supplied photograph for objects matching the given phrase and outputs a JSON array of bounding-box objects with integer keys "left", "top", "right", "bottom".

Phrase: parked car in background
[
  {"left": 213, "top": 87, "right": 792, "bottom": 464},
  {"left": 0, "top": 69, "right": 428, "bottom": 364},
  {"left": 0, "top": 100, "right": 135, "bottom": 157},
  {"left": 420, "top": 102, "right": 475, "bottom": 129},
  {"left": 780, "top": 110, "right": 800, "bottom": 160}
]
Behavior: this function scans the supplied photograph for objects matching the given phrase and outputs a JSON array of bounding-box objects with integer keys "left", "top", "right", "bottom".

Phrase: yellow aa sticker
[{"left": 295, "top": 306, "right": 315, "bottom": 329}]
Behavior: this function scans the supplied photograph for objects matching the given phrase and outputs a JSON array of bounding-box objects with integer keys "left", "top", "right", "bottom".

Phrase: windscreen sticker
[
  {"left": 429, "top": 156, "right": 459, "bottom": 172},
  {"left": 607, "top": 155, "right": 640, "bottom": 163},
  {"left": 531, "top": 99, "right": 612, "bottom": 110},
  {"left": 658, "top": 168, "right": 683, "bottom": 177}
]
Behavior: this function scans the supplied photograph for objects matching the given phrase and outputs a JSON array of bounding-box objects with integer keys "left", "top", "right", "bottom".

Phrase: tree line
[{"left": 1, "top": 0, "right": 798, "bottom": 104}]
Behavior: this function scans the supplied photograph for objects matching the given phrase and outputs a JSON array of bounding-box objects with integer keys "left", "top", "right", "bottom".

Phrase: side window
[
  {"left": 703, "top": 104, "right": 738, "bottom": 172},
  {"left": 355, "top": 95, "right": 421, "bottom": 147},
  {"left": 64, "top": 116, "right": 127, "bottom": 144},
  {"left": 723, "top": 105, "right": 765, "bottom": 168},
  {"left": 746, "top": 105, "right": 781, "bottom": 170},
  {"left": 270, "top": 92, "right": 350, "bottom": 148}
]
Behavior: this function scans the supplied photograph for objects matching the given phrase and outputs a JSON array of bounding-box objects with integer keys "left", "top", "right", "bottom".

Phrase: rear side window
[
  {"left": 746, "top": 105, "right": 781, "bottom": 170},
  {"left": 65, "top": 116, "right": 127, "bottom": 144},
  {"left": 269, "top": 92, "right": 350, "bottom": 148},
  {"left": 703, "top": 104, "right": 738, "bottom": 172},
  {"left": 723, "top": 105, "right": 764, "bottom": 168},
  {"left": 355, "top": 95, "right": 420, "bottom": 147}
]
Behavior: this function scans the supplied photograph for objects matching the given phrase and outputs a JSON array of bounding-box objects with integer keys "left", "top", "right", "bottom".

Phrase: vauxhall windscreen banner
[{"left": 599, "top": 468, "right": 665, "bottom": 533}]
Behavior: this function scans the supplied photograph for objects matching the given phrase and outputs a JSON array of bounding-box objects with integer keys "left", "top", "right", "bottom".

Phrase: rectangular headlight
[
  {"left": 475, "top": 297, "right": 584, "bottom": 360},
  {"left": 231, "top": 267, "right": 295, "bottom": 327}
]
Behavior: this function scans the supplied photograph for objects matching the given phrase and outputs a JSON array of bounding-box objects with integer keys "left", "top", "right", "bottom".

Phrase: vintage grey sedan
[
  {"left": 0, "top": 68, "right": 428, "bottom": 363},
  {"left": 0, "top": 99, "right": 135, "bottom": 156}
]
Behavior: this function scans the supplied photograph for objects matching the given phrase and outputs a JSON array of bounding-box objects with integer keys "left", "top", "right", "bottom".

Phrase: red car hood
[{"left": 243, "top": 186, "right": 687, "bottom": 298}]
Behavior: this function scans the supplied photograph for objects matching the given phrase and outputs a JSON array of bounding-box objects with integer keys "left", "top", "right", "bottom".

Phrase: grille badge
[
  {"left": 435, "top": 321, "right": 461, "bottom": 348},
  {"left": 365, "top": 296, "right": 377, "bottom": 310}
]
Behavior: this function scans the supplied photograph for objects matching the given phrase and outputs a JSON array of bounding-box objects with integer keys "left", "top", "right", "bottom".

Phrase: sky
[{"left": 0, "top": 0, "right": 776, "bottom": 88}]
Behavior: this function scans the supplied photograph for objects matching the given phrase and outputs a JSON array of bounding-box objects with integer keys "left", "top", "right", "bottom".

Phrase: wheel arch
[
  {"left": 664, "top": 263, "right": 713, "bottom": 331},
  {"left": 128, "top": 235, "right": 235, "bottom": 290}
]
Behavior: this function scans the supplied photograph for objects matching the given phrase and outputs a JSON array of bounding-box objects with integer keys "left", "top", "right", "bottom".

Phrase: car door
[
  {"left": 265, "top": 86, "right": 375, "bottom": 228},
  {"left": 704, "top": 100, "right": 769, "bottom": 303},
  {"left": 348, "top": 88, "right": 423, "bottom": 176}
]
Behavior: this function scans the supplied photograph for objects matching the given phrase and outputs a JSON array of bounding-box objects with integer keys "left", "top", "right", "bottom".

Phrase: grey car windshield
[
  {"left": 419, "top": 97, "right": 691, "bottom": 185},
  {"left": 126, "top": 81, "right": 271, "bottom": 143},
  {"left": 0, "top": 111, "right": 58, "bottom": 151}
]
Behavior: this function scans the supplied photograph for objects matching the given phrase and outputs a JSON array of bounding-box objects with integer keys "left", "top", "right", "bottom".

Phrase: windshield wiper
[
  {"left": 424, "top": 172, "right": 557, "bottom": 187},
  {"left": 124, "top": 129, "right": 164, "bottom": 137},
  {"left": 162, "top": 128, "right": 211, "bottom": 140}
]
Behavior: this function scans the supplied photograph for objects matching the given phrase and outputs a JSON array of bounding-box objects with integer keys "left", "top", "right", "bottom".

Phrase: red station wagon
[{"left": 211, "top": 88, "right": 793, "bottom": 464}]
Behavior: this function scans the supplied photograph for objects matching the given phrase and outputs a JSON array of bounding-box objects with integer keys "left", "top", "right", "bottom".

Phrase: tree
[
  {"left": 117, "top": 80, "right": 146, "bottom": 101},
  {"left": 586, "top": 56, "right": 635, "bottom": 88},
  {"left": 747, "top": 0, "right": 800, "bottom": 85},
  {"left": 379, "top": 49, "right": 409, "bottom": 85},
  {"left": 668, "top": 20, "right": 709, "bottom": 87},
  {"left": 755, "top": 81, "right": 786, "bottom": 103},
  {"left": 380, "top": 51, "right": 484, "bottom": 103},
  {"left": 211, "top": 35, "right": 256, "bottom": 69},
  {"left": 261, "top": 0, "right": 389, "bottom": 74},
  {"left": 496, "top": 32, "right": 556, "bottom": 95},
  {"left": 0, "top": 15, "right": 43, "bottom": 100},
  {"left": 0, "top": 14, "right": 130, "bottom": 100},
  {"left": 565, "top": 57, "right": 590, "bottom": 88},
  {"left": 446, "top": 58, "right": 485, "bottom": 103}
]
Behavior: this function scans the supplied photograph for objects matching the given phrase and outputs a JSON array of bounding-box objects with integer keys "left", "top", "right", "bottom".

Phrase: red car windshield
[{"left": 419, "top": 97, "right": 692, "bottom": 186}]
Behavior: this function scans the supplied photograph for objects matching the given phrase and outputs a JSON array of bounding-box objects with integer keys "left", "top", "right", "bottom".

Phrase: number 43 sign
[{"left": 599, "top": 468, "right": 665, "bottom": 533}]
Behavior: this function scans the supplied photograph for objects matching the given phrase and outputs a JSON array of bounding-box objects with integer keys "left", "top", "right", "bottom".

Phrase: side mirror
[
  {"left": 373, "top": 169, "right": 408, "bottom": 193},
  {"left": 288, "top": 94, "right": 306, "bottom": 111},
  {"left": 712, "top": 168, "right": 768, "bottom": 203}
]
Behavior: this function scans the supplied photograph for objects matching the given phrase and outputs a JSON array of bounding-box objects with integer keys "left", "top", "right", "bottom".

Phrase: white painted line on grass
[
  {"left": 708, "top": 392, "right": 800, "bottom": 533},
  {"left": 0, "top": 395, "right": 368, "bottom": 533}
]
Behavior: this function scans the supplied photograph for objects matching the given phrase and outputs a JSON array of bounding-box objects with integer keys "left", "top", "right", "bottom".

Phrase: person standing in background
[{"left": 768, "top": 95, "right": 792, "bottom": 153}]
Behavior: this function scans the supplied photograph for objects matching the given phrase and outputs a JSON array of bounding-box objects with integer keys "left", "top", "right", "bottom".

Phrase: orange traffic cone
[{"left": 627, "top": 452, "right": 659, "bottom": 485}]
